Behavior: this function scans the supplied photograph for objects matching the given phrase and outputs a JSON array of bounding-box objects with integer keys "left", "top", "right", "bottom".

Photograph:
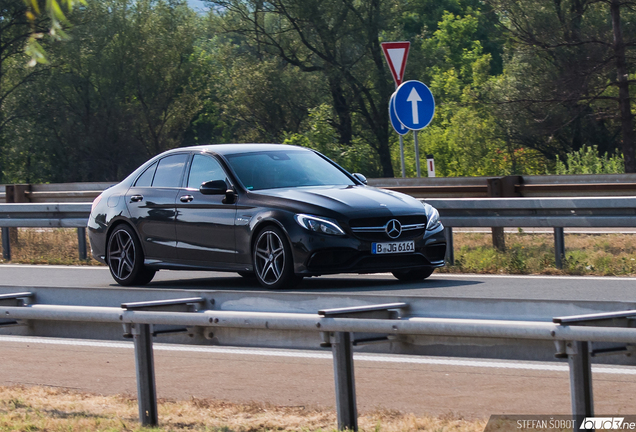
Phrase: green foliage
[
  {"left": 555, "top": 145, "right": 625, "bottom": 175},
  {"left": 284, "top": 105, "right": 383, "bottom": 176},
  {"left": 4, "top": 0, "right": 208, "bottom": 182},
  {"left": 406, "top": 10, "right": 549, "bottom": 177},
  {"left": 2, "top": 0, "right": 636, "bottom": 182},
  {"left": 23, "top": 0, "right": 88, "bottom": 66}
]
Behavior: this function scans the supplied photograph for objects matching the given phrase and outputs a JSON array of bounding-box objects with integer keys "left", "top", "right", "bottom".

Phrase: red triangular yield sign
[{"left": 381, "top": 41, "right": 410, "bottom": 87}]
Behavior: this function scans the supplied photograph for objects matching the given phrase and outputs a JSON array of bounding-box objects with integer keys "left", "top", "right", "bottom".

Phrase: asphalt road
[{"left": 0, "top": 264, "right": 634, "bottom": 302}]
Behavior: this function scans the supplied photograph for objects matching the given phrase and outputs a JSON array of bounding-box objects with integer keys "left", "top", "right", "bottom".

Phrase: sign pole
[
  {"left": 399, "top": 135, "right": 406, "bottom": 178},
  {"left": 414, "top": 130, "right": 421, "bottom": 177}
]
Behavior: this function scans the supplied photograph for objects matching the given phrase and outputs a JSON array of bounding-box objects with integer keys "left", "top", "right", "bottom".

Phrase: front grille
[
  {"left": 349, "top": 215, "right": 427, "bottom": 228},
  {"left": 349, "top": 215, "right": 427, "bottom": 242},
  {"left": 355, "top": 254, "right": 427, "bottom": 270}
]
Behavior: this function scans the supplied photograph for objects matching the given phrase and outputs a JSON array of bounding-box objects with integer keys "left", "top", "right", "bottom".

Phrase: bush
[{"left": 555, "top": 145, "right": 624, "bottom": 174}]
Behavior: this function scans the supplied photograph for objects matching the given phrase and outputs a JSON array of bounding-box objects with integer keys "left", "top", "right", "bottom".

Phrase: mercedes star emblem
[{"left": 385, "top": 219, "right": 402, "bottom": 239}]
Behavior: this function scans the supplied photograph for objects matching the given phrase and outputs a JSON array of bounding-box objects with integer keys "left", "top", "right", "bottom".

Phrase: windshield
[{"left": 225, "top": 150, "right": 356, "bottom": 191}]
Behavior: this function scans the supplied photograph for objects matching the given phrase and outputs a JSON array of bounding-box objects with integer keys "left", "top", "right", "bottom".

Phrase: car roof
[{"left": 174, "top": 143, "right": 310, "bottom": 156}]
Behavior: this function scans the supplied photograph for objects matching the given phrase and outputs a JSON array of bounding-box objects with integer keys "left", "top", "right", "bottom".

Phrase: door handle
[
  {"left": 179, "top": 195, "right": 194, "bottom": 203},
  {"left": 130, "top": 195, "right": 143, "bottom": 202}
]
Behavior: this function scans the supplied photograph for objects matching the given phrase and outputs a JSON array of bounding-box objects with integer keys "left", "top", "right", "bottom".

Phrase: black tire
[
  {"left": 392, "top": 267, "right": 435, "bottom": 282},
  {"left": 107, "top": 224, "right": 156, "bottom": 286},
  {"left": 253, "top": 225, "right": 301, "bottom": 289}
]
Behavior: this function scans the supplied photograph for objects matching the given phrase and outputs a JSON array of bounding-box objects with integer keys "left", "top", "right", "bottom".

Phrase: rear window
[
  {"left": 134, "top": 162, "right": 157, "bottom": 187},
  {"left": 152, "top": 154, "right": 188, "bottom": 188}
]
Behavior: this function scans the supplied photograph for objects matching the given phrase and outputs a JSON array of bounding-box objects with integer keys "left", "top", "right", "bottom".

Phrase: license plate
[{"left": 372, "top": 241, "right": 415, "bottom": 254}]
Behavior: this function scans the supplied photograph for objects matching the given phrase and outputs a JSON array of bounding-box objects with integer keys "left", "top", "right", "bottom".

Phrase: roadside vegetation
[
  {"left": 1, "top": 228, "right": 635, "bottom": 276},
  {"left": 0, "top": 385, "right": 484, "bottom": 432},
  {"left": 441, "top": 231, "right": 636, "bottom": 276},
  {"left": 3, "top": 0, "right": 636, "bottom": 184}
]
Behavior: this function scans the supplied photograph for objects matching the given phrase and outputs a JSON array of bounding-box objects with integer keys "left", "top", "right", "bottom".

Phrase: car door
[
  {"left": 175, "top": 153, "right": 238, "bottom": 266},
  {"left": 126, "top": 153, "right": 188, "bottom": 261}
]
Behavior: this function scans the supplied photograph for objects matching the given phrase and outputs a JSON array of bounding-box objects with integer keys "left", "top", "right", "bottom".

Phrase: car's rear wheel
[
  {"left": 253, "top": 226, "right": 301, "bottom": 289},
  {"left": 392, "top": 267, "right": 435, "bottom": 282},
  {"left": 107, "top": 224, "right": 156, "bottom": 286}
]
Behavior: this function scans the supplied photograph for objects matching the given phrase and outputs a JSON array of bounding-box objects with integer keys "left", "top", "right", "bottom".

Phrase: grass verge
[
  {"left": 1, "top": 228, "right": 635, "bottom": 276},
  {"left": 0, "top": 385, "right": 485, "bottom": 432},
  {"left": 440, "top": 230, "right": 636, "bottom": 276}
]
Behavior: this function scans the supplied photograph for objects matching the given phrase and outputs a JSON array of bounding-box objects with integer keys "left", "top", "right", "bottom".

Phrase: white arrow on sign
[{"left": 406, "top": 87, "right": 422, "bottom": 124}]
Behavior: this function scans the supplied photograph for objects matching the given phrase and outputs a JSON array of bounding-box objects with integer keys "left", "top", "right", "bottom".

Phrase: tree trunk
[
  {"left": 610, "top": 0, "right": 636, "bottom": 173},
  {"left": 327, "top": 75, "right": 352, "bottom": 145}
]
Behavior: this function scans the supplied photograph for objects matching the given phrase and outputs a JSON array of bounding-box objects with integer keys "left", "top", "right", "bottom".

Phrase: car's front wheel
[
  {"left": 107, "top": 224, "right": 156, "bottom": 286},
  {"left": 253, "top": 226, "right": 301, "bottom": 289},
  {"left": 392, "top": 267, "right": 435, "bottom": 282}
]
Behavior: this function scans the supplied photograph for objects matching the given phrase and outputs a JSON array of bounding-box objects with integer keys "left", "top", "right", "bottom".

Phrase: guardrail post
[
  {"left": 444, "top": 227, "right": 454, "bottom": 265},
  {"left": 77, "top": 227, "right": 87, "bottom": 260},
  {"left": 132, "top": 323, "right": 158, "bottom": 427},
  {"left": 567, "top": 341, "right": 593, "bottom": 429},
  {"left": 486, "top": 176, "right": 522, "bottom": 252},
  {"left": 122, "top": 297, "right": 206, "bottom": 427},
  {"left": 331, "top": 331, "right": 357, "bottom": 431},
  {"left": 319, "top": 304, "right": 406, "bottom": 432},
  {"left": 1, "top": 227, "right": 10, "bottom": 261},
  {"left": 487, "top": 178, "right": 505, "bottom": 251},
  {"left": 554, "top": 227, "right": 565, "bottom": 269}
]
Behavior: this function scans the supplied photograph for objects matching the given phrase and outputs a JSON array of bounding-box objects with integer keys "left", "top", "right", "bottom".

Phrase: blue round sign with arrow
[
  {"left": 389, "top": 92, "right": 409, "bottom": 136},
  {"left": 393, "top": 80, "right": 435, "bottom": 130}
]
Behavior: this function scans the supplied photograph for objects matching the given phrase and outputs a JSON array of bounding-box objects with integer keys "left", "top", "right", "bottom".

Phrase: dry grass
[
  {"left": 0, "top": 228, "right": 101, "bottom": 266},
  {"left": 440, "top": 231, "right": 636, "bottom": 276},
  {"left": 0, "top": 385, "right": 486, "bottom": 432},
  {"left": 2, "top": 228, "right": 636, "bottom": 276}
]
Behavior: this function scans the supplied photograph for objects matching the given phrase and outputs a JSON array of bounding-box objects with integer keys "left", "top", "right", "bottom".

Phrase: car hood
[{"left": 253, "top": 185, "right": 425, "bottom": 218}]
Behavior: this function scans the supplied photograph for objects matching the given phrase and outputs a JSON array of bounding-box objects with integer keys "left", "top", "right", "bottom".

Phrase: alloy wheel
[
  {"left": 254, "top": 230, "right": 286, "bottom": 285},
  {"left": 108, "top": 228, "right": 136, "bottom": 280}
]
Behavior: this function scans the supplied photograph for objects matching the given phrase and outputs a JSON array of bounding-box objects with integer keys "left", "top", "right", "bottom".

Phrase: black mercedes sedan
[{"left": 88, "top": 144, "right": 446, "bottom": 289}]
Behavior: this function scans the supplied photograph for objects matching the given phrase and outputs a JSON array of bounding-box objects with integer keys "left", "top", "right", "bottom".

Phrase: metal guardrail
[
  {"left": 1, "top": 198, "right": 635, "bottom": 266},
  {"left": 0, "top": 203, "right": 91, "bottom": 261},
  {"left": 425, "top": 197, "right": 636, "bottom": 227},
  {"left": 423, "top": 197, "right": 636, "bottom": 268},
  {"left": 3, "top": 174, "right": 636, "bottom": 203},
  {"left": 1, "top": 291, "right": 634, "bottom": 430},
  {"left": 369, "top": 173, "right": 636, "bottom": 198},
  {"left": 0, "top": 182, "right": 112, "bottom": 203},
  {"left": 0, "top": 203, "right": 91, "bottom": 227}
]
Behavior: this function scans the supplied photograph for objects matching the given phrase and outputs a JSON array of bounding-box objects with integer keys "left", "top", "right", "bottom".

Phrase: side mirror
[
  {"left": 199, "top": 180, "right": 228, "bottom": 195},
  {"left": 352, "top": 173, "right": 367, "bottom": 185}
]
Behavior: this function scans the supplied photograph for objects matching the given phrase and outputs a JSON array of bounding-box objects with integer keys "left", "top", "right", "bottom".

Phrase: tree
[
  {"left": 22, "top": 0, "right": 86, "bottom": 66},
  {"left": 3, "top": 0, "right": 207, "bottom": 182},
  {"left": 208, "top": 0, "right": 397, "bottom": 177},
  {"left": 0, "top": 1, "right": 47, "bottom": 182},
  {"left": 488, "top": 0, "right": 636, "bottom": 172}
]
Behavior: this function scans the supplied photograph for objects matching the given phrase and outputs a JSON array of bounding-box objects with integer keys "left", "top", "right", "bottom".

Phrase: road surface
[
  {"left": 1, "top": 335, "right": 636, "bottom": 419},
  {"left": 0, "top": 264, "right": 634, "bottom": 302}
]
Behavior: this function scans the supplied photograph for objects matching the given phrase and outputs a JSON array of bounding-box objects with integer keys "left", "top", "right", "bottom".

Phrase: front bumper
[{"left": 290, "top": 224, "right": 447, "bottom": 276}]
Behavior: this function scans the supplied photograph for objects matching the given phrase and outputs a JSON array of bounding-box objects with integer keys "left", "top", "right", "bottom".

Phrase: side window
[
  {"left": 152, "top": 154, "right": 189, "bottom": 188},
  {"left": 187, "top": 154, "right": 226, "bottom": 189},
  {"left": 134, "top": 162, "right": 157, "bottom": 187}
]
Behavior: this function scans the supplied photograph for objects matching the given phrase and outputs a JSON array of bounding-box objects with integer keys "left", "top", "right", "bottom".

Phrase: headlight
[
  {"left": 424, "top": 204, "right": 441, "bottom": 230},
  {"left": 295, "top": 214, "right": 345, "bottom": 236}
]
